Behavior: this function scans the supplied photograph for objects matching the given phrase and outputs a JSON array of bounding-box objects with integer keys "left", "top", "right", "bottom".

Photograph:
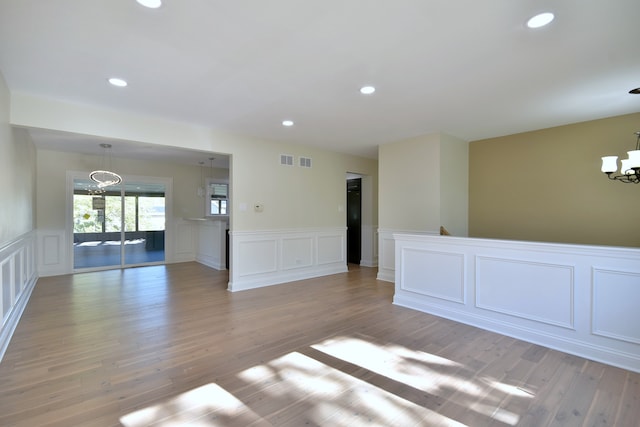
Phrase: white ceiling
[{"left": 1, "top": 0, "right": 639, "bottom": 162}]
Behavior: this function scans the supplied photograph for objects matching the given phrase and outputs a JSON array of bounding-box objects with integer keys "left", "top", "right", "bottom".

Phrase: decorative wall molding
[
  {"left": 37, "top": 229, "right": 68, "bottom": 276},
  {"left": 228, "top": 227, "right": 348, "bottom": 292},
  {"left": 475, "top": 256, "right": 575, "bottom": 329},
  {"left": 377, "top": 228, "right": 438, "bottom": 282},
  {"left": 173, "top": 219, "right": 197, "bottom": 263},
  {"left": 399, "top": 248, "right": 466, "bottom": 304},
  {"left": 282, "top": 237, "right": 314, "bottom": 270},
  {"left": 194, "top": 219, "right": 227, "bottom": 270},
  {"left": 393, "top": 234, "right": 640, "bottom": 373},
  {"left": 0, "top": 231, "right": 38, "bottom": 362},
  {"left": 592, "top": 267, "right": 640, "bottom": 345},
  {"left": 360, "top": 224, "right": 378, "bottom": 267}
]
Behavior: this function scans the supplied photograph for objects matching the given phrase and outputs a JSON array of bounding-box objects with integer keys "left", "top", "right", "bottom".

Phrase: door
[
  {"left": 122, "top": 181, "right": 166, "bottom": 266},
  {"left": 346, "top": 178, "right": 361, "bottom": 265},
  {"left": 72, "top": 178, "right": 166, "bottom": 270}
]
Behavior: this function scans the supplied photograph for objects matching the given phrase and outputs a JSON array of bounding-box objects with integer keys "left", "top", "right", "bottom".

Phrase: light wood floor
[{"left": 0, "top": 263, "right": 638, "bottom": 426}]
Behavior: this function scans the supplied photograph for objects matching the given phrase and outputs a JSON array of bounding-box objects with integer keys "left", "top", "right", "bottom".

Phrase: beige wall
[
  {"left": 469, "top": 112, "right": 640, "bottom": 247},
  {"left": 11, "top": 94, "right": 378, "bottom": 234},
  {"left": 440, "top": 133, "right": 469, "bottom": 236},
  {"left": 36, "top": 149, "right": 227, "bottom": 230},
  {"left": 230, "top": 139, "right": 377, "bottom": 231},
  {"left": 0, "top": 75, "right": 36, "bottom": 247},
  {"left": 379, "top": 133, "right": 468, "bottom": 235},
  {"left": 379, "top": 134, "right": 441, "bottom": 231}
]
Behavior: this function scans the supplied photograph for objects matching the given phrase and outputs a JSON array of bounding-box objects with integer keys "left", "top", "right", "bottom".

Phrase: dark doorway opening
[{"left": 347, "top": 178, "right": 361, "bottom": 265}]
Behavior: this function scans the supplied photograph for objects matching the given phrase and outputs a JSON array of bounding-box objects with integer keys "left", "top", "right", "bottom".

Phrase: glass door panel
[
  {"left": 72, "top": 179, "right": 122, "bottom": 269},
  {"left": 123, "top": 181, "right": 166, "bottom": 266},
  {"left": 72, "top": 177, "right": 166, "bottom": 270}
]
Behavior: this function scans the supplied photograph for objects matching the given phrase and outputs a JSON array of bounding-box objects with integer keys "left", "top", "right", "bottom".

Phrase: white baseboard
[
  {"left": 196, "top": 255, "right": 226, "bottom": 271},
  {"left": 229, "top": 264, "right": 347, "bottom": 292},
  {"left": 394, "top": 292, "right": 640, "bottom": 374}
]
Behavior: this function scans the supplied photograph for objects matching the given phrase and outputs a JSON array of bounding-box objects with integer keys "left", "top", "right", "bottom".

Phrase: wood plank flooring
[{"left": 0, "top": 262, "right": 638, "bottom": 426}]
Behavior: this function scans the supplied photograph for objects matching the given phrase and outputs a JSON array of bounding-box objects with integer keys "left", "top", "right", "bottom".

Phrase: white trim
[
  {"left": 0, "top": 231, "right": 38, "bottom": 363},
  {"left": 377, "top": 228, "right": 438, "bottom": 282},
  {"left": 228, "top": 227, "right": 348, "bottom": 292},
  {"left": 359, "top": 224, "right": 378, "bottom": 267},
  {"left": 393, "top": 234, "right": 640, "bottom": 373}
]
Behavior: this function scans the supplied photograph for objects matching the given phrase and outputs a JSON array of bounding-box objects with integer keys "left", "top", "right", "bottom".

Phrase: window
[
  {"left": 73, "top": 192, "right": 165, "bottom": 233},
  {"left": 138, "top": 196, "right": 166, "bottom": 231},
  {"left": 206, "top": 179, "right": 229, "bottom": 216}
]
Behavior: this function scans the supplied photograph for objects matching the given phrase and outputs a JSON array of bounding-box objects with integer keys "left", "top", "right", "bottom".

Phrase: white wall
[
  {"left": 35, "top": 149, "right": 229, "bottom": 275},
  {"left": 36, "top": 149, "right": 226, "bottom": 229},
  {"left": 0, "top": 73, "right": 38, "bottom": 361},
  {"left": 377, "top": 132, "right": 469, "bottom": 282},
  {"left": 230, "top": 138, "right": 377, "bottom": 231},
  {"left": 11, "top": 94, "right": 378, "bottom": 288},
  {"left": 0, "top": 90, "right": 36, "bottom": 246},
  {"left": 378, "top": 134, "right": 441, "bottom": 232},
  {"left": 12, "top": 94, "right": 377, "bottom": 230}
]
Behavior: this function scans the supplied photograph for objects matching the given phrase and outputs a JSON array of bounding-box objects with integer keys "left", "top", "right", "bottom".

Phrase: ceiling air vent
[
  {"left": 299, "top": 157, "right": 312, "bottom": 168},
  {"left": 280, "top": 154, "right": 294, "bottom": 166}
]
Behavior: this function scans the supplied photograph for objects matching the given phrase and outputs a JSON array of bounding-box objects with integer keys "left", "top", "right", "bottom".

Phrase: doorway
[
  {"left": 347, "top": 177, "right": 361, "bottom": 265},
  {"left": 71, "top": 176, "right": 169, "bottom": 270}
]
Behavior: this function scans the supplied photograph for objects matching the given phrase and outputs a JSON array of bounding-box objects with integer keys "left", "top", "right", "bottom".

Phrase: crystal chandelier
[{"left": 601, "top": 132, "right": 640, "bottom": 184}]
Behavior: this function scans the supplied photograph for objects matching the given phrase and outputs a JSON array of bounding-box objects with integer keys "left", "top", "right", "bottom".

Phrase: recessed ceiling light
[
  {"left": 282, "top": 120, "right": 294, "bottom": 127},
  {"left": 360, "top": 86, "right": 376, "bottom": 95},
  {"left": 136, "top": 0, "right": 162, "bottom": 8},
  {"left": 108, "top": 77, "right": 128, "bottom": 87},
  {"left": 527, "top": 12, "right": 554, "bottom": 29},
  {"left": 629, "top": 87, "right": 640, "bottom": 94}
]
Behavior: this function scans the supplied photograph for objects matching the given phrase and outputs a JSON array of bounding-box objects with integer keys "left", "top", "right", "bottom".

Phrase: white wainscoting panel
[
  {"left": 317, "top": 234, "right": 343, "bottom": 265},
  {"left": 476, "top": 256, "right": 574, "bottom": 329},
  {"left": 174, "top": 219, "right": 197, "bottom": 263},
  {"left": 393, "top": 234, "right": 640, "bottom": 373},
  {"left": 377, "top": 230, "right": 396, "bottom": 283},
  {"left": 377, "top": 229, "right": 438, "bottom": 283},
  {"left": 0, "top": 231, "right": 38, "bottom": 362},
  {"left": 399, "top": 248, "right": 465, "bottom": 304},
  {"left": 37, "top": 229, "right": 68, "bottom": 276},
  {"left": 236, "top": 239, "right": 278, "bottom": 276},
  {"left": 282, "top": 237, "right": 314, "bottom": 270},
  {"left": 592, "top": 268, "right": 640, "bottom": 345},
  {"left": 229, "top": 228, "right": 348, "bottom": 292},
  {"left": 195, "top": 219, "right": 227, "bottom": 270},
  {"left": 360, "top": 225, "right": 378, "bottom": 267}
]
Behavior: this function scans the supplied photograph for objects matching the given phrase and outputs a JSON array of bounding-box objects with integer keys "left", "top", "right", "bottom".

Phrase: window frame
[{"left": 205, "top": 178, "right": 230, "bottom": 217}]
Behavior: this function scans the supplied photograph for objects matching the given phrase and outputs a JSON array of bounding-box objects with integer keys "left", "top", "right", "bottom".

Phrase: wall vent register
[{"left": 299, "top": 157, "right": 312, "bottom": 168}]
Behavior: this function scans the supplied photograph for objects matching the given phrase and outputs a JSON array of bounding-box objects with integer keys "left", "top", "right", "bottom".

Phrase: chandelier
[
  {"left": 90, "top": 143, "right": 122, "bottom": 189},
  {"left": 601, "top": 131, "right": 640, "bottom": 184}
]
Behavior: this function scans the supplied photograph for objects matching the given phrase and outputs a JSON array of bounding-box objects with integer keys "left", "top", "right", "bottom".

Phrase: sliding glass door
[
  {"left": 72, "top": 178, "right": 167, "bottom": 270},
  {"left": 122, "top": 181, "right": 166, "bottom": 265}
]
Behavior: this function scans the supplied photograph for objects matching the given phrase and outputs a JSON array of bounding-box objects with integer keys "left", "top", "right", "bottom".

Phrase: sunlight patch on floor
[
  {"left": 119, "top": 335, "right": 536, "bottom": 426},
  {"left": 312, "top": 336, "right": 480, "bottom": 396},
  {"left": 312, "top": 335, "right": 535, "bottom": 426},
  {"left": 238, "top": 351, "right": 466, "bottom": 426},
  {"left": 481, "top": 377, "right": 535, "bottom": 398},
  {"left": 119, "top": 383, "right": 264, "bottom": 427}
]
